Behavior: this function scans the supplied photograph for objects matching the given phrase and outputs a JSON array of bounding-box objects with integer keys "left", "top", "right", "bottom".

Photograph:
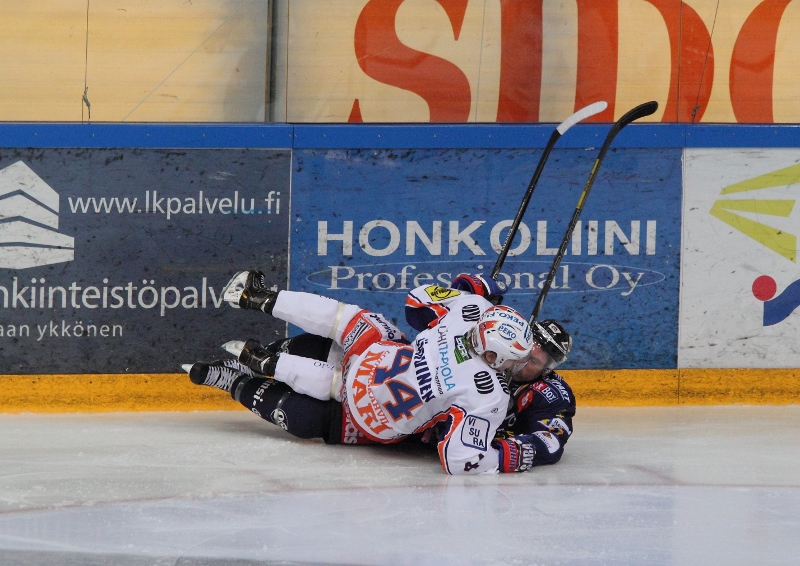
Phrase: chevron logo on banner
[
  {"left": 0, "top": 161, "right": 75, "bottom": 269},
  {"left": 709, "top": 161, "right": 800, "bottom": 262}
]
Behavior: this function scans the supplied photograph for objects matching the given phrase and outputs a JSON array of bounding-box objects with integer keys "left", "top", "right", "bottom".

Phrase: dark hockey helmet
[{"left": 530, "top": 319, "right": 572, "bottom": 370}]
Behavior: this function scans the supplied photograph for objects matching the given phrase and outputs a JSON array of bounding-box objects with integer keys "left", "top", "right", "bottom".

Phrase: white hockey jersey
[{"left": 343, "top": 285, "right": 510, "bottom": 474}]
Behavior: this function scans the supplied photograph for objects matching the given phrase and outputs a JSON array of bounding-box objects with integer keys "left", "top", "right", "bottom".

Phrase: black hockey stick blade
[
  {"left": 490, "top": 101, "right": 608, "bottom": 280},
  {"left": 529, "top": 100, "right": 658, "bottom": 324}
]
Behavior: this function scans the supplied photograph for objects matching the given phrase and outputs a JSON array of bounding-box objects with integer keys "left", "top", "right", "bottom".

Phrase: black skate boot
[
  {"left": 222, "top": 270, "right": 278, "bottom": 314},
  {"left": 222, "top": 339, "right": 279, "bottom": 376},
  {"left": 182, "top": 359, "right": 254, "bottom": 392}
]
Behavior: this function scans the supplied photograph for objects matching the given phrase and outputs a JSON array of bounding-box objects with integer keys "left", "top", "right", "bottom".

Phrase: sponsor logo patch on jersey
[
  {"left": 533, "top": 381, "right": 557, "bottom": 403},
  {"left": 342, "top": 319, "right": 370, "bottom": 351},
  {"left": 425, "top": 285, "right": 460, "bottom": 301},
  {"left": 534, "top": 431, "right": 561, "bottom": 454},
  {"left": 436, "top": 325, "right": 456, "bottom": 392},
  {"left": 461, "top": 303, "right": 481, "bottom": 322},
  {"left": 516, "top": 388, "right": 534, "bottom": 411},
  {"left": 473, "top": 370, "right": 494, "bottom": 394},
  {"left": 365, "top": 312, "right": 404, "bottom": 342},
  {"left": 453, "top": 334, "right": 472, "bottom": 364},
  {"left": 413, "top": 337, "right": 436, "bottom": 402},
  {"left": 461, "top": 414, "right": 490, "bottom": 451},
  {"left": 495, "top": 372, "right": 510, "bottom": 395},
  {"left": 548, "top": 417, "right": 572, "bottom": 435},
  {"left": 545, "top": 378, "right": 571, "bottom": 402}
]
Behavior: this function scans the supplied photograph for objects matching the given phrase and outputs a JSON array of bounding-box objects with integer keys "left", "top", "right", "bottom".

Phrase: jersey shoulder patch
[{"left": 424, "top": 285, "right": 461, "bottom": 301}]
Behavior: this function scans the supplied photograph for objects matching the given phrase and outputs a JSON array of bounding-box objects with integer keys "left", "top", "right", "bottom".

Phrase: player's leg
[
  {"left": 223, "top": 271, "right": 406, "bottom": 352},
  {"left": 233, "top": 375, "right": 343, "bottom": 442},
  {"left": 223, "top": 271, "right": 361, "bottom": 340},
  {"left": 221, "top": 339, "right": 339, "bottom": 401},
  {"left": 264, "top": 333, "right": 342, "bottom": 366},
  {"left": 184, "top": 359, "right": 342, "bottom": 443}
]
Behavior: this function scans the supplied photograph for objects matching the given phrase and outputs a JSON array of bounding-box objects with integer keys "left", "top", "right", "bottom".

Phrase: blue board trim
[{"left": 1, "top": 122, "right": 799, "bottom": 149}]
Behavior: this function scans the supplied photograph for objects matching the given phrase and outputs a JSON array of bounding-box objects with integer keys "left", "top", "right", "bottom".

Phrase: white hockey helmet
[{"left": 469, "top": 305, "right": 534, "bottom": 370}]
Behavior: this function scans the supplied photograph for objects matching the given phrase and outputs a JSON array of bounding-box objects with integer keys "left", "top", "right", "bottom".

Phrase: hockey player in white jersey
[{"left": 188, "top": 270, "right": 534, "bottom": 475}]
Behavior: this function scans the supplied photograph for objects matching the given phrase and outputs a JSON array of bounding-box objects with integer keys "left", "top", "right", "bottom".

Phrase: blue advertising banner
[
  {"left": 0, "top": 149, "right": 290, "bottom": 373},
  {"left": 290, "top": 148, "right": 682, "bottom": 369}
]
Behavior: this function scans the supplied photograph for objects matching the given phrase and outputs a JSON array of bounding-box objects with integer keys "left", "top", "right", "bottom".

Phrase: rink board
[
  {"left": 1, "top": 123, "right": 800, "bottom": 408},
  {"left": 0, "top": 149, "right": 290, "bottom": 374},
  {"left": 3, "top": 368, "right": 800, "bottom": 412},
  {"left": 290, "top": 147, "right": 682, "bottom": 370},
  {"left": 680, "top": 148, "right": 800, "bottom": 368}
]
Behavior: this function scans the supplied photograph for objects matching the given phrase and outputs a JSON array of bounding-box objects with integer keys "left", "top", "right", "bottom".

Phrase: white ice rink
[{"left": 1, "top": 406, "right": 799, "bottom": 566}]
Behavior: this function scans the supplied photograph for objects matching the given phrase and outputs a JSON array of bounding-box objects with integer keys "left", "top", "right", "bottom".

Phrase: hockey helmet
[
  {"left": 469, "top": 305, "right": 534, "bottom": 370},
  {"left": 530, "top": 319, "right": 572, "bottom": 370}
]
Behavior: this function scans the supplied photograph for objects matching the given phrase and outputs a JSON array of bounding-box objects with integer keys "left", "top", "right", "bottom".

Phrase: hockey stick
[
  {"left": 529, "top": 100, "right": 659, "bottom": 324},
  {"left": 490, "top": 101, "right": 608, "bottom": 280}
]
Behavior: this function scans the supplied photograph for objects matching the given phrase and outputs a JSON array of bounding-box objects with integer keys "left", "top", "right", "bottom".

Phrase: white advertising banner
[{"left": 681, "top": 149, "right": 800, "bottom": 368}]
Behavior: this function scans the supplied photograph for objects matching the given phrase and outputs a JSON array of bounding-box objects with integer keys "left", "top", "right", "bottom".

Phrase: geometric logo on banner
[
  {"left": 709, "top": 161, "right": 800, "bottom": 262},
  {"left": 752, "top": 275, "right": 800, "bottom": 326},
  {"left": 0, "top": 161, "right": 75, "bottom": 269}
]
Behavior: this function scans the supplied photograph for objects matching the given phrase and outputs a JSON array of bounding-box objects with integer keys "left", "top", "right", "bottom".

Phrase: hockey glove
[
  {"left": 492, "top": 433, "right": 536, "bottom": 473},
  {"left": 450, "top": 273, "right": 507, "bottom": 305}
]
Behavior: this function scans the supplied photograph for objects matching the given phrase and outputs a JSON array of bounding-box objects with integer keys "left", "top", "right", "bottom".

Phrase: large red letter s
[{"left": 349, "top": 0, "right": 472, "bottom": 122}]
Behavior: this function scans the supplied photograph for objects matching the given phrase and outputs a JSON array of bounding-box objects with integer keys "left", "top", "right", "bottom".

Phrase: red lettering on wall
[
  {"left": 575, "top": 0, "right": 617, "bottom": 121},
  {"left": 350, "top": 0, "right": 471, "bottom": 123},
  {"left": 645, "top": 0, "right": 713, "bottom": 122},
  {"left": 730, "top": 0, "right": 792, "bottom": 123},
  {"left": 496, "top": 0, "right": 543, "bottom": 122}
]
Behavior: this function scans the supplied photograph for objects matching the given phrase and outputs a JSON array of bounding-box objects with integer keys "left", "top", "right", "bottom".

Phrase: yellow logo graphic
[
  {"left": 425, "top": 285, "right": 460, "bottom": 301},
  {"left": 709, "top": 162, "right": 799, "bottom": 262}
]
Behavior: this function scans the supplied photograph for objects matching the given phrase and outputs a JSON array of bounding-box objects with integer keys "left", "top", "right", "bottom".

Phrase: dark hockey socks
[{"left": 231, "top": 375, "right": 342, "bottom": 443}]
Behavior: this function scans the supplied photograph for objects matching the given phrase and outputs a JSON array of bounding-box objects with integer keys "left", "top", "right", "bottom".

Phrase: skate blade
[
  {"left": 221, "top": 271, "right": 249, "bottom": 308},
  {"left": 221, "top": 340, "right": 246, "bottom": 357},
  {"left": 180, "top": 364, "right": 194, "bottom": 374}
]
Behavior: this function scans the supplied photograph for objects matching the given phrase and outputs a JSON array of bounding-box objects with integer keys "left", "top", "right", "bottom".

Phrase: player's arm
[
  {"left": 405, "top": 274, "right": 507, "bottom": 331},
  {"left": 498, "top": 375, "right": 576, "bottom": 469},
  {"left": 431, "top": 405, "right": 505, "bottom": 475},
  {"left": 404, "top": 285, "right": 460, "bottom": 331}
]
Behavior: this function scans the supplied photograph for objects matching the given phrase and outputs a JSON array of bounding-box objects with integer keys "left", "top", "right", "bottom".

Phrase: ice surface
[{"left": 0, "top": 406, "right": 799, "bottom": 565}]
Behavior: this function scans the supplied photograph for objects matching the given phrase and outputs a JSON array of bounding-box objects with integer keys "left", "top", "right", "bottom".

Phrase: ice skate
[
  {"left": 182, "top": 359, "right": 254, "bottom": 392},
  {"left": 222, "top": 339, "right": 279, "bottom": 376},
  {"left": 222, "top": 270, "right": 278, "bottom": 313}
]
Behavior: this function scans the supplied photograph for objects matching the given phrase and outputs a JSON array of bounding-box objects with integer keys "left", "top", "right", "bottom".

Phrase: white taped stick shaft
[{"left": 556, "top": 101, "right": 608, "bottom": 135}]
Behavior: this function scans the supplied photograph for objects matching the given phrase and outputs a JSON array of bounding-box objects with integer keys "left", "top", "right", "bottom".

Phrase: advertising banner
[
  {"left": 279, "top": 0, "right": 800, "bottom": 124},
  {"left": 0, "top": 149, "right": 290, "bottom": 374},
  {"left": 290, "top": 148, "right": 682, "bottom": 369},
  {"left": 681, "top": 148, "right": 800, "bottom": 368}
]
